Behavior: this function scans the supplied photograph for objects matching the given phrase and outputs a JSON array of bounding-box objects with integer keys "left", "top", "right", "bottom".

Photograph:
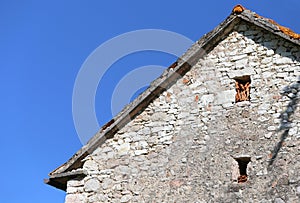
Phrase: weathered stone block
[
  {"left": 65, "top": 194, "right": 86, "bottom": 203},
  {"left": 215, "top": 90, "right": 236, "bottom": 105},
  {"left": 84, "top": 178, "right": 100, "bottom": 192},
  {"left": 227, "top": 68, "right": 256, "bottom": 79}
]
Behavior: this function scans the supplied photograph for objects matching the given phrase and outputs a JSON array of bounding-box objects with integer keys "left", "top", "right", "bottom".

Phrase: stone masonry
[{"left": 63, "top": 21, "right": 300, "bottom": 202}]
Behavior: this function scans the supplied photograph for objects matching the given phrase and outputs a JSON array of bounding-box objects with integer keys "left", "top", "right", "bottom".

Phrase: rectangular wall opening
[
  {"left": 234, "top": 156, "right": 251, "bottom": 183},
  {"left": 234, "top": 75, "right": 251, "bottom": 103}
]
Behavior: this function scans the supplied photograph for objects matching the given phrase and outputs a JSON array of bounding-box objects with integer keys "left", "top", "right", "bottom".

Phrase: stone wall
[{"left": 65, "top": 23, "right": 300, "bottom": 202}]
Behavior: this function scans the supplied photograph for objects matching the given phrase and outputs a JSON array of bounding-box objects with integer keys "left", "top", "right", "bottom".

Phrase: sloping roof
[{"left": 45, "top": 5, "right": 300, "bottom": 191}]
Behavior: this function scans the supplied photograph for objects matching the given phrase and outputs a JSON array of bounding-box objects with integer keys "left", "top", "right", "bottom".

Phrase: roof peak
[{"left": 233, "top": 4, "right": 246, "bottom": 14}]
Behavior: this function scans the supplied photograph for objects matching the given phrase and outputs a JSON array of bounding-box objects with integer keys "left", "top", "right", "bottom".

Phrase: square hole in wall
[
  {"left": 232, "top": 156, "right": 251, "bottom": 183},
  {"left": 234, "top": 75, "right": 251, "bottom": 103}
]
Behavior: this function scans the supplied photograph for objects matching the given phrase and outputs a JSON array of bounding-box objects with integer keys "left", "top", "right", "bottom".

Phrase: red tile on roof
[{"left": 232, "top": 5, "right": 246, "bottom": 14}]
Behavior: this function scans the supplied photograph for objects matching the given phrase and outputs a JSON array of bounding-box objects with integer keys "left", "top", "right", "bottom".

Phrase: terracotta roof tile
[{"left": 232, "top": 4, "right": 246, "bottom": 14}]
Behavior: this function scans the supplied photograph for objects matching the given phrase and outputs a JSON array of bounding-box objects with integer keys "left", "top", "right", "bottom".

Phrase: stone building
[{"left": 45, "top": 5, "right": 300, "bottom": 202}]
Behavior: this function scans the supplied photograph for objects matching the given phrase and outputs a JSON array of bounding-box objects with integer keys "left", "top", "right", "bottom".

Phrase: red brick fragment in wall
[
  {"left": 166, "top": 92, "right": 172, "bottom": 103},
  {"left": 273, "top": 95, "right": 282, "bottom": 100},
  {"left": 238, "top": 175, "right": 248, "bottom": 183},
  {"left": 166, "top": 170, "right": 171, "bottom": 177},
  {"left": 183, "top": 78, "right": 189, "bottom": 84},
  {"left": 169, "top": 180, "right": 184, "bottom": 188},
  {"left": 206, "top": 104, "right": 212, "bottom": 111},
  {"left": 268, "top": 153, "right": 273, "bottom": 159},
  {"left": 272, "top": 180, "right": 278, "bottom": 188}
]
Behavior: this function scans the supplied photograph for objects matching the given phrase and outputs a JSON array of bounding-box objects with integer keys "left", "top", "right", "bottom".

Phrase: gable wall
[{"left": 65, "top": 23, "right": 300, "bottom": 202}]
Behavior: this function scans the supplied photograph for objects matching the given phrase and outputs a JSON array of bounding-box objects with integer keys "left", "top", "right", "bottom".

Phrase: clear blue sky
[{"left": 0, "top": 1, "right": 299, "bottom": 202}]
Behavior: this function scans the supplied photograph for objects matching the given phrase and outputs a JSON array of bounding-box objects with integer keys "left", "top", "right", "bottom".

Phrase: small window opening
[
  {"left": 235, "top": 75, "right": 251, "bottom": 103},
  {"left": 235, "top": 156, "right": 251, "bottom": 183}
]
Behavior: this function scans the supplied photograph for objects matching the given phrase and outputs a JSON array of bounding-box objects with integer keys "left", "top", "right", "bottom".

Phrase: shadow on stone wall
[
  {"left": 269, "top": 77, "right": 300, "bottom": 166},
  {"left": 238, "top": 23, "right": 300, "bottom": 167}
]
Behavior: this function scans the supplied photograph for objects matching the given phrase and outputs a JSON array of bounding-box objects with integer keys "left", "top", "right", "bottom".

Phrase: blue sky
[{"left": 0, "top": 1, "right": 299, "bottom": 202}]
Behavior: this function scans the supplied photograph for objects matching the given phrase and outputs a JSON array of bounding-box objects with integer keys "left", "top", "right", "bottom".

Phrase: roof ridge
[{"left": 233, "top": 4, "right": 300, "bottom": 40}]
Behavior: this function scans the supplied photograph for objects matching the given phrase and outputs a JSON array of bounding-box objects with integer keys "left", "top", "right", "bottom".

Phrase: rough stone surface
[
  {"left": 65, "top": 23, "right": 300, "bottom": 202},
  {"left": 274, "top": 198, "right": 285, "bottom": 203},
  {"left": 65, "top": 194, "right": 86, "bottom": 203},
  {"left": 84, "top": 178, "right": 100, "bottom": 192},
  {"left": 297, "top": 186, "right": 300, "bottom": 194}
]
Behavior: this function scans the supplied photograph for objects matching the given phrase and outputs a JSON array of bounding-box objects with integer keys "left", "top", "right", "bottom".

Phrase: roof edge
[
  {"left": 238, "top": 10, "right": 300, "bottom": 46},
  {"left": 45, "top": 169, "right": 87, "bottom": 191},
  {"left": 48, "top": 13, "right": 239, "bottom": 176},
  {"left": 46, "top": 4, "right": 300, "bottom": 191}
]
